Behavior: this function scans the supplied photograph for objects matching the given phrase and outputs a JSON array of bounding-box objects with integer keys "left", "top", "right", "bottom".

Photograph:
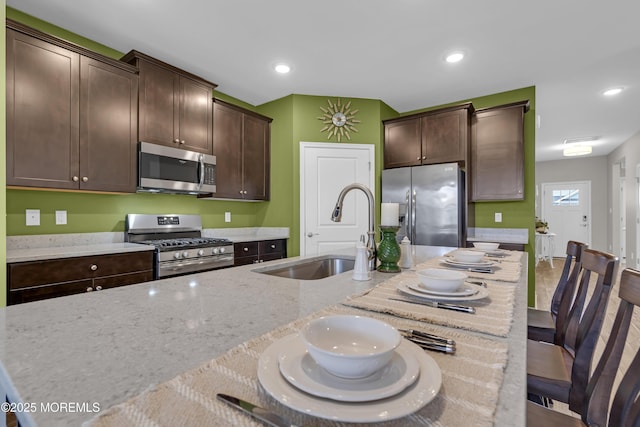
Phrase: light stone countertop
[
  {"left": 6, "top": 243, "right": 155, "bottom": 264},
  {"left": 0, "top": 245, "right": 527, "bottom": 427},
  {"left": 6, "top": 228, "right": 289, "bottom": 263}
]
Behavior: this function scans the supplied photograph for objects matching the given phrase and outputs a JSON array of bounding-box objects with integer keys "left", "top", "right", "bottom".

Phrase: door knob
[{"left": 307, "top": 232, "right": 319, "bottom": 238}]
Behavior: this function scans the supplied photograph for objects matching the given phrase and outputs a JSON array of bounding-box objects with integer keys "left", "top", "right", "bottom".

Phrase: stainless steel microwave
[{"left": 138, "top": 142, "right": 216, "bottom": 194}]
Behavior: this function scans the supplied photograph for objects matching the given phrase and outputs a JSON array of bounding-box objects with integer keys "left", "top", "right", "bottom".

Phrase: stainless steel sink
[{"left": 254, "top": 256, "right": 355, "bottom": 280}]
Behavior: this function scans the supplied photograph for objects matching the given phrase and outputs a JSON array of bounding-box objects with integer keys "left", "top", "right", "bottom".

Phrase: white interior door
[
  {"left": 300, "top": 142, "right": 375, "bottom": 256},
  {"left": 541, "top": 181, "right": 592, "bottom": 257}
]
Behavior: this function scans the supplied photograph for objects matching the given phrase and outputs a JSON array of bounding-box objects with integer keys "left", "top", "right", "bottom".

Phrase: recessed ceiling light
[
  {"left": 603, "top": 87, "right": 623, "bottom": 96},
  {"left": 274, "top": 64, "right": 291, "bottom": 74},
  {"left": 445, "top": 52, "right": 464, "bottom": 63}
]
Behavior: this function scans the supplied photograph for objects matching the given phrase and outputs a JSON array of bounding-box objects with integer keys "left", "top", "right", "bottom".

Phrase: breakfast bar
[{"left": 0, "top": 246, "right": 527, "bottom": 426}]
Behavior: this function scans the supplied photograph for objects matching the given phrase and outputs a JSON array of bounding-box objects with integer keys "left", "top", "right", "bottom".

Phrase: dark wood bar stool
[
  {"left": 528, "top": 241, "right": 587, "bottom": 343},
  {"left": 527, "top": 248, "right": 619, "bottom": 412},
  {"left": 527, "top": 268, "right": 640, "bottom": 426}
]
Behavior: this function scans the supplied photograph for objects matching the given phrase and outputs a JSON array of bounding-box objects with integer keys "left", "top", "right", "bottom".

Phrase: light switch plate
[
  {"left": 495, "top": 212, "right": 503, "bottom": 223},
  {"left": 26, "top": 209, "right": 40, "bottom": 226},
  {"left": 56, "top": 210, "right": 67, "bottom": 225},
  {"left": 225, "top": 212, "right": 231, "bottom": 223}
]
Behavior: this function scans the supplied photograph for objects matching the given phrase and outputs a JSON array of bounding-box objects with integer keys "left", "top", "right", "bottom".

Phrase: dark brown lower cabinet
[
  {"left": 7, "top": 251, "right": 154, "bottom": 305},
  {"left": 234, "top": 239, "right": 287, "bottom": 266}
]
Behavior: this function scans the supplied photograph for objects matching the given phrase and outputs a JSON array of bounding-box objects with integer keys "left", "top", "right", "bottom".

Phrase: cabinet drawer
[
  {"left": 9, "top": 279, "right": 93, "bottom": 305},
  {"left": 234, "top": 242, "right": 258, "bottom": 258},
  {"left": 259, "top": 239, "right": 286, "bottom": 256},
  {"left": 94, "top": 271, "right": 153, "bottom": 290},
  {"left": 8, "top": 251, "right": 154, "bottom": 290}
]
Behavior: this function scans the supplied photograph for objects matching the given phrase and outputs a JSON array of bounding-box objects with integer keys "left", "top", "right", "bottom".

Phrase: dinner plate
[
  {"left": 278, "top": 336, "right": 420, "bottom": 402},
  {"left": 258, "top": 334, "right": 441, "bottom": 423},
  {"left": 397, "top": 280, "right": 490, "bottom": 302},
  {"left": 442, "top": 258, "right": 495, "bottom": 268},
  {"left": 407, "top": 282, "right": 479, "bottom": 297}
]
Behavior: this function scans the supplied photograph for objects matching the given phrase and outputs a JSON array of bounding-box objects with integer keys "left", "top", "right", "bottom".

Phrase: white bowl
[
  {"left": 453, "top": 250, "right": 486, "bottom": 263},
  {"left": 473, "top": 242, "right": 500, "bottom": 251},
  {"left": 300, "top": 315, "right": 401, "bottom": 379},
  {"left": 416, "top": 268, "right": 467, "bottom": 292}
]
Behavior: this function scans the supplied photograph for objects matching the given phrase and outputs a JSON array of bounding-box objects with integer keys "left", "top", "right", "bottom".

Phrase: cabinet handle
[
  {"left": 239, "top": 190, "right": 244, "bottom": 195},
  {"left": 82, "top": 176, "right": 89, "bottom": 182},
  {"left": 174, "top": 139, "right": 180, "bottom": 143},
  {"left": 416, "top": 157, "right": 421, "bottom": 160},
  {"left": 243, "top": 247, "right": 249, "bottom": 252},
  {"left": 95, "top": 286, "right": 102, "bottom": 291},
  {"left": 270, "top": 244, "right": 276, "bottom": 249},
  {"left": 72, "top": 176, "right": 79, "bottom": 182},
  {"left": 90, "top": 264, "right": 98, "bottom": 271},
  {"left": 180, "top": 140, "right": 185, "bottom": 144},
  {"left": 422, "top": 156, "right": 426, "bottom": 160},
  {"left": 86, "top": 287, "right": 93, "bottom": 292}
]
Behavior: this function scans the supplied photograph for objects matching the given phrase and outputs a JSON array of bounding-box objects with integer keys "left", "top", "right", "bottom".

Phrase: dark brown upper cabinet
[
  {"left": 205, "top": 99, "right": 272, "bottom": 201},
  {"left": 383, "top": 103, "right": 473, "bottom": 169},
  {"left": 6, "top": 20, "right": 139, "bottom": 192},
  {"left": 122, "top": 50, "right": 216, "bottom": 154},
  {"left": 470, "top": 100, "right": 529, "bottom": 201}
]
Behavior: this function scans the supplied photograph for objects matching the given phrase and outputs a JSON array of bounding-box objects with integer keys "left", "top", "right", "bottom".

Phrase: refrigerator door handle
[
  {"left": 411, "top": 189, "right": 417, "bottom": 242},
  {"left": 405, "top": 190, "right": 412, "bottom": 240}
]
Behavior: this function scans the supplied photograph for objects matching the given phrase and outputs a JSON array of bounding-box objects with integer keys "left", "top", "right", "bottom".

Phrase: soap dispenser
[
  {"left": 399, "top": 236, "right": 412, "bottom": 269},
  {"left": 352, "top": 236, "right": 371, "bottom": 281}
]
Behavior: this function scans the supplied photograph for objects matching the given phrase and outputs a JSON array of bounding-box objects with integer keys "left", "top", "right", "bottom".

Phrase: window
[{"left": 552, "top": 189, "right": 580, "bottom": 206}]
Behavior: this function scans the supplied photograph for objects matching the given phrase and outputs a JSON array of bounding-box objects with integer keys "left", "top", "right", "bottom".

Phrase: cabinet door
[
  {"left": 259, "top": 239, "right": 286, "bottom": 259},
  {"left": 383, "top": 118, "right": 421, "bottom": 168},
  {"left": 243, "top": 114, "right": 270, "bottom": 200},
  {"left": 421, "top": 108, "right": 469, "bottom": 164},
  {"left": 80, "top": 57, "right": 138, "bottom": 192},
  {"left": 178, "top": 76, "right": 213, "bottom": 154},
  {"left": 138, "top": 60, "right": 179, "bottom": 147},
  {"left": 213, "top": 102, "right": 244, "bottom": 198},
  {"left": 6, "top": 29, "right": 80, "bottom": 189},
  {"left": 471, "top": 106, "right": 525, "bottom": 201}
]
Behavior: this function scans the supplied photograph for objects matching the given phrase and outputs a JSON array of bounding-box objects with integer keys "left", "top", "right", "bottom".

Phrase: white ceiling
[{"left": 9, "top": 0, "right": 640, "bottom": 162}]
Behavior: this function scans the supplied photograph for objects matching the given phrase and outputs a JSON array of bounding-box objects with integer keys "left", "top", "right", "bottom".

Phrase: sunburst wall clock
[{"left": 318, "top": 98, "right": 360, "bottom": 142}]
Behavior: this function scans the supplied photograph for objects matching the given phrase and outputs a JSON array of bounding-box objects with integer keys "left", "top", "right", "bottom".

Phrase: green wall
[
  {"left": 1, "top": 3, "right": 6, "bottom": 306},
  {"left": 5, "top": 8, "right": 275, "bottom": 238},
  {"left": 256, "top": 94, "right": 394, "bottom": 257},
  {"left": 404, "top": 86, "right": 537, "bottom": 304},
  {"left": 5, "top": 6, "right": 536, "bottom": 306}
]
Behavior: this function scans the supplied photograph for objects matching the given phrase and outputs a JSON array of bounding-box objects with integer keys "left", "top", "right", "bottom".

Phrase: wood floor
[{"left": 534, "top": 257, "right": 640, "bottom": 418}]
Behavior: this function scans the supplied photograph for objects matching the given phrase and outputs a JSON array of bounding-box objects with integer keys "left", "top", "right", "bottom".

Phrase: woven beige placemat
[
  {"left": 422, "top": 254, "right": 522, "bottom": 282},
  {"left": 343, "top": 270, "right": 516, "bottom": 337},
  {"left": 445, "top": 248, "right": 523, "bottom": 264},
  {"left": 88, "top": 305, "right": 508, "bottom": 427}
]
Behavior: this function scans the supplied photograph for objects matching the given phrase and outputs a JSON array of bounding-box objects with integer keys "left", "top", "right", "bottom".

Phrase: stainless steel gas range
[{"left": 125, "top": 214, "right": 234, "bottom": 279}]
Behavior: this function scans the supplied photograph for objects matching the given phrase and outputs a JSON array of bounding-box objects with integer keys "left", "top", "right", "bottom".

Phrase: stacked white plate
[
  {"left": 397, "top": 278, "right": 490, "bottom": 302},
  {"left": 257, "top": 333, "right": 442, "bottom": 422},
  {"left": 441, "top": 257, "right": 496, "bottom": 269}
]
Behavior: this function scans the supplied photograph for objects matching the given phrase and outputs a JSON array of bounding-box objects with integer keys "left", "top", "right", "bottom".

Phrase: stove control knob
[
  {"left": 219, "top": 247, "right": 226, "bottom": 253},
  {"left": 212, "top": 247, "right": 220, "bottom": 254},
  {"left": 183, "top": 251, "right": 189, "bottom": 258},
  {"left": 174, "top": 252, "right": 182, "bottom": 260},
  {"left": 198, "top": 249, "right": 205, "bottom": 256}
]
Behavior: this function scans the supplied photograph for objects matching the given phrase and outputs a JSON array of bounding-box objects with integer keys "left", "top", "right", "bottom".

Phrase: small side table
[{"left": 535, "top": 232, "right": 556, "bottom": 268}]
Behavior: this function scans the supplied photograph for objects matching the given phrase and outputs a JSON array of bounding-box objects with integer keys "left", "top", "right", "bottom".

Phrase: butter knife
[
  {"left": 217, "top": 393, "right": 299, "bottom": 427},
  {"left": 389, "top": 297, "right": 476, "bottom": 313}
]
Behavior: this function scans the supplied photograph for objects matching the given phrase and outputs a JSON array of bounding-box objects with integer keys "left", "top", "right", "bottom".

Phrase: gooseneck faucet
[{"left": 331, "top": 183, "right": 377, "bottom": 271}]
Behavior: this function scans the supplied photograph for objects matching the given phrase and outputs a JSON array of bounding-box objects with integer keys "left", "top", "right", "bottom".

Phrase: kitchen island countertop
[{"left": 0, "top": 245, "right": 526, "bottom": 426}]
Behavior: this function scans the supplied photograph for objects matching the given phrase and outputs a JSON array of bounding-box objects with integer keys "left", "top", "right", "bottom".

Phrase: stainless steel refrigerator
[{"left": 381, "top": 163, "right": 469, "bottom": 247}]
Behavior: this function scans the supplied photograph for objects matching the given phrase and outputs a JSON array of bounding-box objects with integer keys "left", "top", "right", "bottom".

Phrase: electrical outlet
[
  {"left": 225, "top": 212, "right": 231, "bottom": 223},
  {"left": 494, "top": 212, "right": 502, "bottom": 223},
  {"left": 56, "top": 210, "right": 67, "bottom": 225},
  {"left": 26, "top": 209, "right": 40, "bottom": 226}
]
